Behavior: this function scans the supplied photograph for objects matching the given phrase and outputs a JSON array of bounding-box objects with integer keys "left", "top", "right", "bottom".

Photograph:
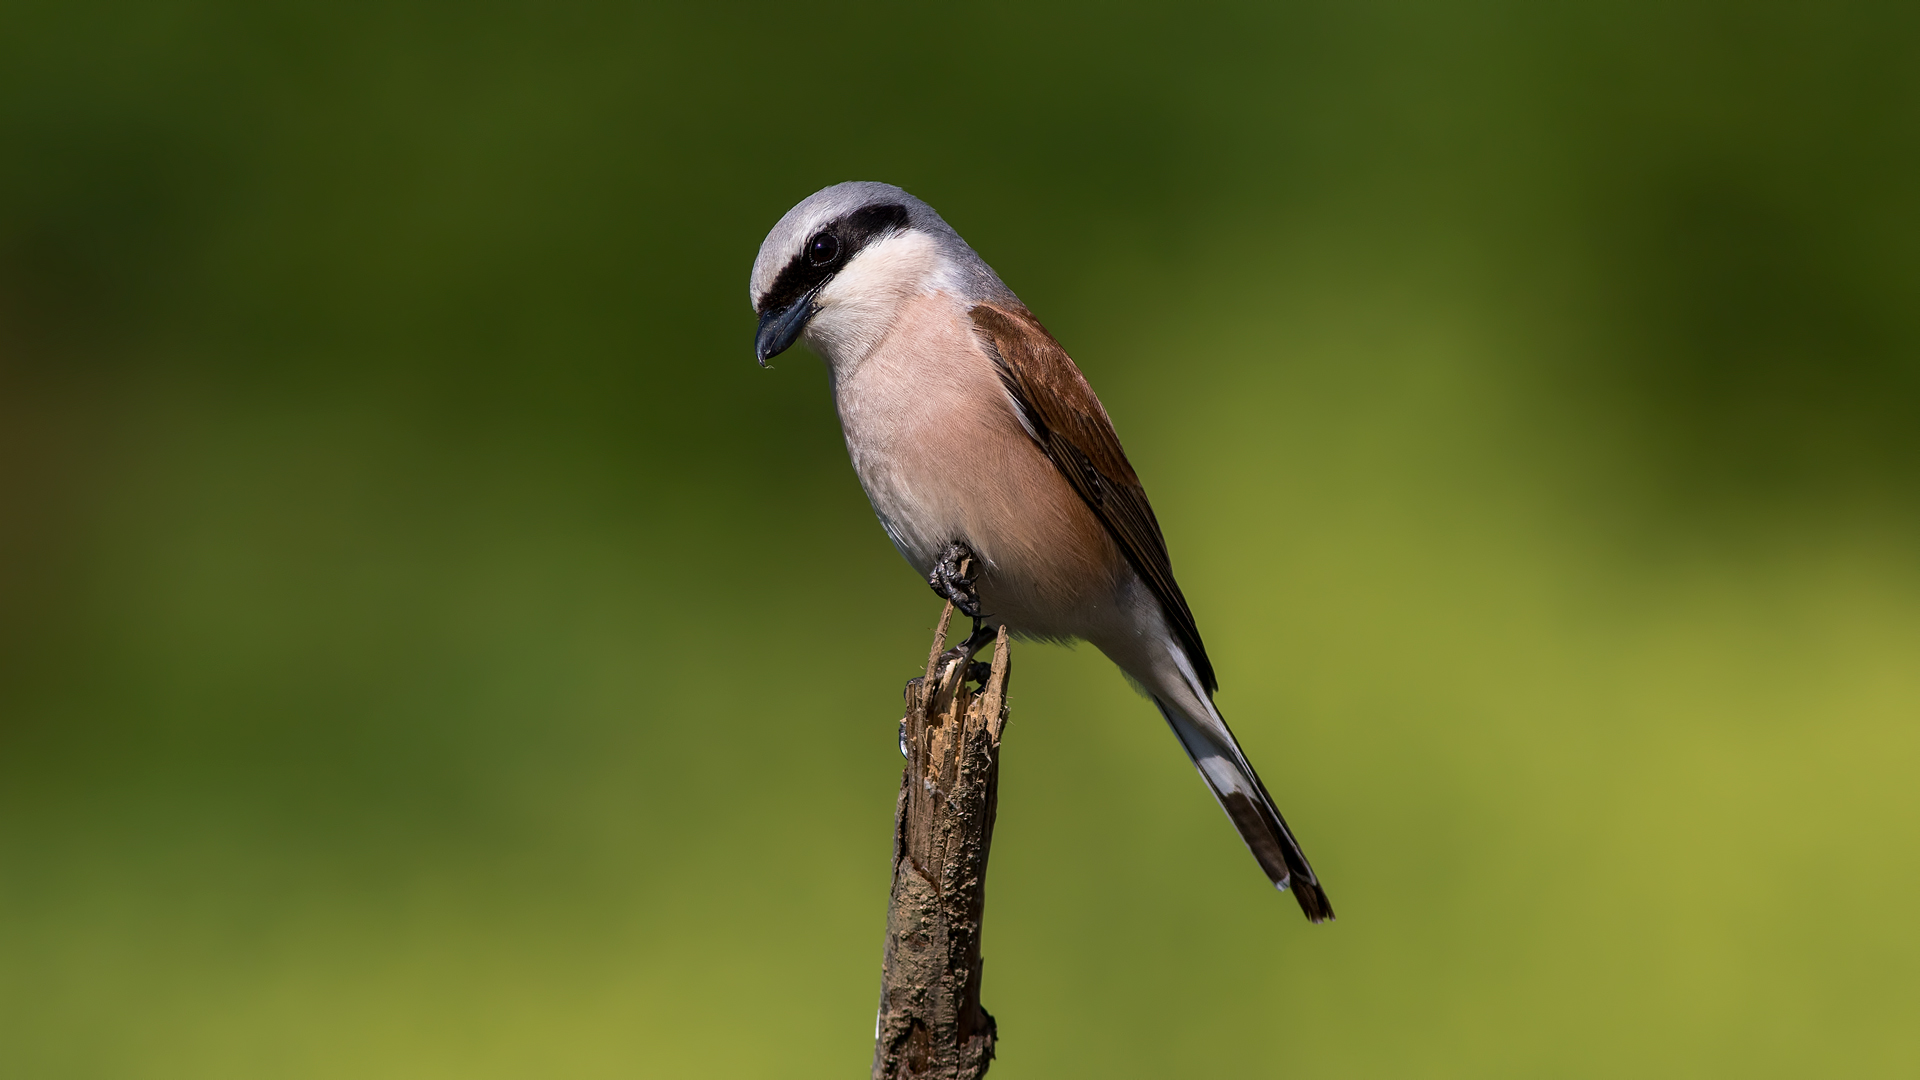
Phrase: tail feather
[{"left": 1155, "top": 699, "right": 1334, "bottom": 923}]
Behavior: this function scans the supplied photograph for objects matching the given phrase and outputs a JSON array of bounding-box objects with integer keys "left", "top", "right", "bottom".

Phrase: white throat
[{"left": 801, "top": 230, "right": 955, "bottom": 370}]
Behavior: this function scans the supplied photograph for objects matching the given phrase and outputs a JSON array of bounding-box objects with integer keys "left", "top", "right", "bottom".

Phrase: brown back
[{"left": 970, "top": 301, "right": 1216, "bottom": 693}]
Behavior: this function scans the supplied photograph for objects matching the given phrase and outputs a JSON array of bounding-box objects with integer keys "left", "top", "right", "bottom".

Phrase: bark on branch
[{"left": 871, "top": 597, "right": 1011, "bottom": 1080}]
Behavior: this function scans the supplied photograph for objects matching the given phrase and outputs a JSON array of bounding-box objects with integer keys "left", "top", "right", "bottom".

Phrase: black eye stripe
[{"left": 757, "top": 202, "right": 912, "bottom": 316}]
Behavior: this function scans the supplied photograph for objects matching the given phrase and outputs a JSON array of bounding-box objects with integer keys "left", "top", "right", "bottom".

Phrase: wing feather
[{"left": 970, "top": 301, "right": 1217, "bottom": 693}]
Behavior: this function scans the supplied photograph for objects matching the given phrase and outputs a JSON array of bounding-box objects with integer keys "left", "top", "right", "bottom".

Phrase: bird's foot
[
  {"left": 933, "top": 618, "right": 998, "bottom": 683},
  {"left": 928, "top": 541, "right": 984, "bottom": 619},
  {"left": 902, "top": 619, "right": 996, "bottom": 759}
]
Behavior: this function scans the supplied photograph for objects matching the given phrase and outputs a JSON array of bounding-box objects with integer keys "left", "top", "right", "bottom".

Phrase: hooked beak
[{"left": 754, "top": 288, "right": 819, "bottom": 366}]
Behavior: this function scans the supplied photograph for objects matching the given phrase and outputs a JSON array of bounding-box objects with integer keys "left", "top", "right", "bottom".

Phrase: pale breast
[{"left": 828, "top": 292, "right": 1125, "bottom": 637}]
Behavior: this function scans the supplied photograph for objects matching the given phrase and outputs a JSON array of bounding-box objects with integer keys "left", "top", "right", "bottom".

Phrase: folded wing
[
  {"left": 970, "top": 301, "right": 1215, "bottom": 694},
  {"left": 970, "top": 302, "right": 1333, "bottom": 922}
]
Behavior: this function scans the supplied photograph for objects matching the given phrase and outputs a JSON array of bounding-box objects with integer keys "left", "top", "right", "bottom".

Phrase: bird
[{"left": 749, "top": 181, "right": 1333, "bottom": 923}]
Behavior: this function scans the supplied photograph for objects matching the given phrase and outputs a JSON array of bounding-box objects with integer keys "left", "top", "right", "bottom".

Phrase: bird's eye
[{"left": 807, "top": 232, "right": 840, "bottom": 266}]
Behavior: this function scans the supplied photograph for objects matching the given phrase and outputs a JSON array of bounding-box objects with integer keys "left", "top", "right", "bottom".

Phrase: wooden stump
[{"left": 872, "top": 601, "right": 1011, "bottom": 1080}]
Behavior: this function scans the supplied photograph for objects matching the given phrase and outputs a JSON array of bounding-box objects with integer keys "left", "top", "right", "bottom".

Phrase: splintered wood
[{"left": 871, "top": 601, "right": 1011, "bottom": 1080}]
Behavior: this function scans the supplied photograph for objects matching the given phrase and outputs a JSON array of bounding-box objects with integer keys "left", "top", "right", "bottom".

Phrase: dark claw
[{"left": 928, "top": 540, "right": 984, "bottom": 619}]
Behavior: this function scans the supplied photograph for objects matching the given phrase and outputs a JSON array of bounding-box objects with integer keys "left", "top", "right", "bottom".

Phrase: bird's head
[{"left": 749, "top": 181, "right": 1011, "bottom": 367}]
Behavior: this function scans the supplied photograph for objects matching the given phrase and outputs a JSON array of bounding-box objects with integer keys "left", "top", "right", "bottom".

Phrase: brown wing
[{"left": 970, "top": 301, "right": 1217, "bottom": 694}]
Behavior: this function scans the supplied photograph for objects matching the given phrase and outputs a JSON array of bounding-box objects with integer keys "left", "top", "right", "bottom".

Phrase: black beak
[{"left": 754, "top": 288, "right": 819, "bottom": 366}]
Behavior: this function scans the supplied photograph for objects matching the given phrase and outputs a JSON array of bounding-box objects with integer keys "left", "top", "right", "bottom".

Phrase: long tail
[{"left": 1154, "top": 697, "right": 1334, "bottom": 923}]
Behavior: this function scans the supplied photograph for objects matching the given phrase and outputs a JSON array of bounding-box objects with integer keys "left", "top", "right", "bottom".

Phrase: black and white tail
[{"left": 1155, "top": 697, "right": 1334, "bottom": 923}]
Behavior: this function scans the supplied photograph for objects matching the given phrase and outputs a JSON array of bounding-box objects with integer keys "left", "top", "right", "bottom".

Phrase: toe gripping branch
[
  {"left": 927, "top": 540, "right": 995, "bottom": 672},
  {"left": 929, "top": 541, "right": 983, "bottom": 619},
  {"left": 901, "top": 543, "right": 996, "bottom": 759}
]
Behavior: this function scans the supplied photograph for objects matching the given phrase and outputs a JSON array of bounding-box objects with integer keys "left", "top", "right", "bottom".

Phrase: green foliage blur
[{"left": 3, "top": 0, "right": 1916, "bottom": 1075}]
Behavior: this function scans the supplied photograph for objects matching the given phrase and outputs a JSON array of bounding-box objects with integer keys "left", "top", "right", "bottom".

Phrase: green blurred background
[{"left": 3, "top": 0, "right": 1916, "bottom": 1075}]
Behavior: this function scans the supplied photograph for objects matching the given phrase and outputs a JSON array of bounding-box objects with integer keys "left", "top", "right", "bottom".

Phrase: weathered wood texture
[{"left": 872, "top": 602, "right": 1011, "bottom": 1080}]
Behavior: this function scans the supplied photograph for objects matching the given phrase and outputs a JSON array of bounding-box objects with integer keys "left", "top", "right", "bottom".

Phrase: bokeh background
[{"left": 3, "top": 1, "right": 1917, "bottom": 1075}]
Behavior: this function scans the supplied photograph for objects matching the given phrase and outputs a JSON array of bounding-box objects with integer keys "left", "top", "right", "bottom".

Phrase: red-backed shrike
[{"left": 751, "top": 182, "right": 1333, "bottom": 922}]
